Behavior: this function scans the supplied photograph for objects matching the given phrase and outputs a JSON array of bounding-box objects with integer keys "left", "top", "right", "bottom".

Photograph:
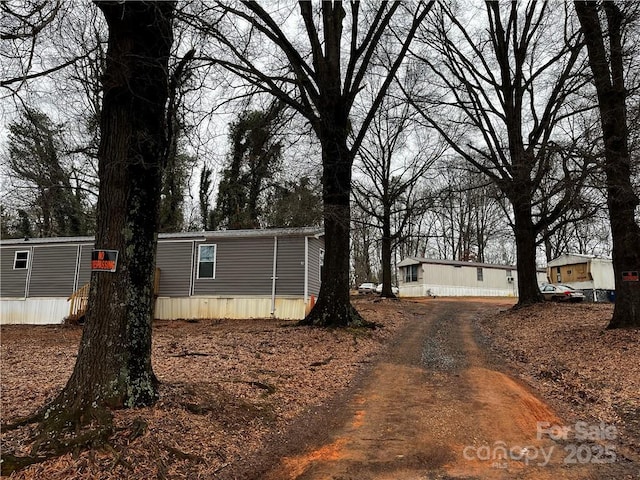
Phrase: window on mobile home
[
  {"left": 197, "top": 244, "right": 217, "bottom": 279},
  {"left": 405, "top": 264, "right": 418, "bottom": 282},
  {"left": 13, "top": 251, "right": 29, "bottom": 270}
]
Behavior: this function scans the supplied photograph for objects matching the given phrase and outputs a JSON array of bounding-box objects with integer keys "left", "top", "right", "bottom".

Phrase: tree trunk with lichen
[
  {"left": 32, "top": 0, "right": 175, "bottom": 456},
  {"left": 575, "top": 1, "right": 640, "bottom": 328}
]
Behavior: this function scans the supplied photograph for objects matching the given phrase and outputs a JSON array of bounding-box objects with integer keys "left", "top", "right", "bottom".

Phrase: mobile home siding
[
  {"left": 307, "top": 237, "right": 323, "bottom": 296},
  {"left": 76, "top": 245, "right": 93, "bottom": 289},
  {"left": 29, "top": 245, "right": 78, "bottom": 296},
  {"left": 546, "top": 254, "right": 615, "bottom": 302},
  {"left": 193, "top": 237, "right": 274, "bottom": 296},
  {"left": 2, "top": 228, "right": 323, "bottom": 323},
  {"left": 398, "top": 257, "right": 541, "bottom": 297},
  {"left": 1, "top": 246, "right": 31, "bottom": 297},
  {"left": 274, "top": 236, "right": 305, "bottom": 296},
  {"left": 423, "top": 263, "right": 509, "bottom": 288},
  {"left": 156, "top": 240, "right": 193, "bottom": 296}
]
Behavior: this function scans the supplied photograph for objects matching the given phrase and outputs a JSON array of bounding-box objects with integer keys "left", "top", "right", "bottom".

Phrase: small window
[
  {"left": 405, "top": 264, "right": 418, "bottom": 282},
  {"left": 319, "top": 249, "right": 325, "bottom": 282},
  {"left": 477, "top": 267, "right": 483, "bottom": 281},
  {"left": 197, "top": 244, "right": 216, "bottom": 279},
  {"left": 13, "top": 250, "right": 29, "bottom": 270}
]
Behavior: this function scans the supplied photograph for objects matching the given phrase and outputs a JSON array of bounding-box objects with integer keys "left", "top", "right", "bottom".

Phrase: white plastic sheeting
[
  {"left": 1, "top": 298, "right": 69, "bottom": 325},
  {"left": 155, "top": 296, "right": 307, "bottom": 320}
]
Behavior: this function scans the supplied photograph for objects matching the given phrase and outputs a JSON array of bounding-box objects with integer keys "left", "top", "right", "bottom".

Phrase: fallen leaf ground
[
  {"left": 1, "top": 298, "right": 638, "bottom": 479},
  {"left": 476, "top": 301, "right": 640, "bottom": 463},
  {"left": 1, "top": 298, "right": 406, "bottom": 479}
]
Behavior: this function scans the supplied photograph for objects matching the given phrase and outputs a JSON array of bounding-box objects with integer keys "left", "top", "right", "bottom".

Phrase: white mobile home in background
[{"left": 397, "top": 257, "right": 547, "bottom": 298}]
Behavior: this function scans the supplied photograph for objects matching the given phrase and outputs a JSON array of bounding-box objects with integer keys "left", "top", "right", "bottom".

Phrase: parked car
[
  {"left": 540, "top": 284, "right": 585, "bottom": 302},
  {"left": 375, "top": 283, "right": 399, "bottom": 295},
  {"left": 358, "top": 282, "right": 377, "bottom": 294}
]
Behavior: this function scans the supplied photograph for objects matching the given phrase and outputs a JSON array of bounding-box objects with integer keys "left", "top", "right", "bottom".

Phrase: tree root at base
[
  {"left": 1, "top": 406, "right": 114, "bottom": 476},
  {"left": 298, "top": 301, "right": 382, "bottom": 329}
]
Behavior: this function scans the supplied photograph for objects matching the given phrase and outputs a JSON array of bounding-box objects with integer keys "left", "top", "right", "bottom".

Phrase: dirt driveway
[{"left": 261, "top": 300, "right": 636, "bottom": 480}]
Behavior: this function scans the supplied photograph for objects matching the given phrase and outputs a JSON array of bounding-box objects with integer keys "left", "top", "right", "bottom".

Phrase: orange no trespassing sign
[{"left": 91, "top": 250, "right": 118, "bottom": 272}]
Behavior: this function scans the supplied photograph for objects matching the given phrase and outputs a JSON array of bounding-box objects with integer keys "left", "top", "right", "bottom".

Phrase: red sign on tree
[{"left": 91, "top": 250, "right": 118, "bottom": 272}]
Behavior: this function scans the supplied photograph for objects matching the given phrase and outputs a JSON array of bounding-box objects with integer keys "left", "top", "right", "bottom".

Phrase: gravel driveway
[{"left": 258, "top": 300, "right": 638, "bottom": 480}]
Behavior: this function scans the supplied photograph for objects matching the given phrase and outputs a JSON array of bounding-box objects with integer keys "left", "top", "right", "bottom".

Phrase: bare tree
[
  {"left": 428, "top": 164, "right": 508, "bottom": 263},
  {"left": 0, "top": 1, "right": 77, "bottom": 90},
  {"left": 407, "top": 1, "right": 594, "bottom": 305},
  {"left": 541, "top": 203, "right": 612, "bottom": 261},
  {"left": 575, "top": 1, "right": 640, "bottom": 328},
  {"left": 351, "top": 206, "right": 377, "bottom": 287},
  {"left": 353, "top": 95, "right": 439, "bottom": 297},
  {"left": 183, "top": 1, "right": 434, "bottom": 325}
]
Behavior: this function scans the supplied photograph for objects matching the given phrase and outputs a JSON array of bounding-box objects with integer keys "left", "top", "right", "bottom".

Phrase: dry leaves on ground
[
  {"left": 1, "top": 298, "right": 406, "bottom": 480},
  {"left": 3, "top": 298, "right": 638, "bottom": 479},
  {"left": 476, "top": 302, "right": 640, "bottom": 460}
]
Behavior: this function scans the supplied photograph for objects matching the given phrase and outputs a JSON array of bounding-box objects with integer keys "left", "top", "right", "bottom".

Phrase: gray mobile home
[{"left": 1, "top": 227, "right": 324, "bottom": 324}]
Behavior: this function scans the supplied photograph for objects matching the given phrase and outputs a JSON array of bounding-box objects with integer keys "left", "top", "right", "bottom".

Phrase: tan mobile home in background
[{"left": 546, "top": 254, "right": 615, "bottom": 302}]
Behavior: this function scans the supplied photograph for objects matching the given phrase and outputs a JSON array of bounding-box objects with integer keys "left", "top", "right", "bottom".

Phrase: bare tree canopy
[
  {"left": 0, "top": 1, "right": 97, "bottom": 90},
  {"left": 353, "top": 90, "right": 441, "bottom": 297},
  {"left": 406, "top": 1, "right": 595, "bottom": 305},
  {"left": 183, "top": 1, "right": 434, "bottom": 325}
]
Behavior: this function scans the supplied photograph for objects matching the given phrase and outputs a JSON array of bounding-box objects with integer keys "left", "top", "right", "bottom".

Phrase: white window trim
[
  {"left": 13, "top": 250, "right": 30, "bottom": 270},
  {"left": 319, "top": 248, "right": 325, "bottom": 283},
  {"left": 196, "top": 244, "right": 217, "bottom": 279}
]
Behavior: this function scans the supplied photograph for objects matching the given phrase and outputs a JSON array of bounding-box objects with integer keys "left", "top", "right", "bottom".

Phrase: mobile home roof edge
[
  {"left": 398, "top": 256, "right": 545, "bottom": 272},
  {"left": 0, "top": 227, "right": 324, "bottom": 246},
  {"left": 547, "top": 253, "right": 612, "bottom": 267}
]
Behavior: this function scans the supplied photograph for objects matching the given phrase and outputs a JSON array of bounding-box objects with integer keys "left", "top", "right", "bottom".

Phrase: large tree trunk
[
  {"left": 575, "top": 1, "right": 640, "bottom": 328},
  {"left": 299, "top": 4, "right": 365, "bottom": 327},
  {"left": 302, "top": 130, "right": 362, "bottom": 326},
  {"left": 36, "top": 0, "right": 175, "bottom": 452},
  {"left": 512, "top": 195, "right": 544, "bottom": 305}
]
